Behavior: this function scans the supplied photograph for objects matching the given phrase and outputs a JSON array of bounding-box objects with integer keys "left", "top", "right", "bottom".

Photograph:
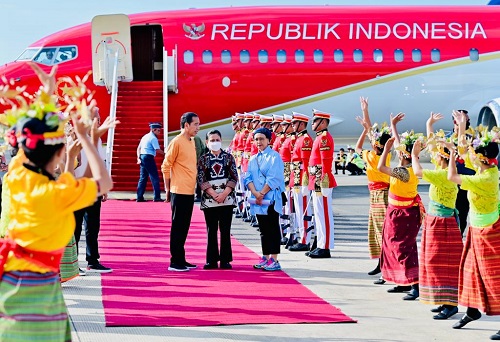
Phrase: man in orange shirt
[{"left": 161, "top": 112, "right": 200, "bottom": 272}]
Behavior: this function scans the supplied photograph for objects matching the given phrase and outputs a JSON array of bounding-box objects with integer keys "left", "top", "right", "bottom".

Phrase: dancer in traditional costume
[
  {"left": 411, "top": 113, "right": 462, "bottom": 319},
  {"left": 446, "top": 111, "right": 500, "bottom": 341},
  {"left": 355, "top": 97, "right": 391, "bottom": 277},
  {"left": 0, "top": 63, "right": 113, "bottom": 341},
  {"left": 377, "top": 113, "right": 424, "bottom": 300}
]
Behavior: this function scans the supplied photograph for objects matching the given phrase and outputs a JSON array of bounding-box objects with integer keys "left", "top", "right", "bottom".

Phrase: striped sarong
[
  {"left": 0, "top": 271, "right": 72, "bottom": 341},
  {"left": 60, "top": 235, "right": 79, "bottom": 283},
  {"left": 459, "top": 219, "right": 500, "bottom": 315},
  {"left": 419, "top": 214, "right": 463, "bottom": 306},
  {"left": 381, "top": 205, "right": 420, "bottom": 285},
  {"left": 368, "top": 188, "right": 388, "bottom": 259}
]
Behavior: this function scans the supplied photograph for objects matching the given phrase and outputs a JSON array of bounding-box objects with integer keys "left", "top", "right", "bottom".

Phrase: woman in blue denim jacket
[{"left": 244, "top": 127, "right": 285, "bottom": 271}]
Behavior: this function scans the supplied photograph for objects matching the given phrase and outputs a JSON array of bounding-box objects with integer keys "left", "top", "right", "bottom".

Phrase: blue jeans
[{"left": 137, "top": 154, "right": 161, "bottom": 200}]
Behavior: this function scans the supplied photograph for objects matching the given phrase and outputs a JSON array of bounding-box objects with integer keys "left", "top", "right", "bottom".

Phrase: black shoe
[
  {"left": 184, "top": 262, "right": 197, "bottom": 269},
  {"left": 86, "top": 263, "right": 113, "bottom": 273},
  {"left": 373, "top": 278, "right": 386, "bottom": 285},
  {"left": 168, "top": 263, "right": 189, "bottom": 272},
  {"left": 289, "top": 243, "right": 310, "bottom": 251},
  {"left": 452, "top": 313, "right": 482, "bottom": 329},
  {"left": 431, "top": 305, "right": 444, "bottom": 313},
  {"left": 203, "top": 263, "right": 218, "bottom": 270},
  {"left": 491, "top": 331, "right": 500, "bottom": 340},
  {"left": 136, "top": 198, "right": 146, "bottom": 202},
  {"left": 402, "top": 289, "right": 419, "bottom": 301},
  {"left": 281, "top": 237, "right": 289, "bottom": 245},
  {"left": 305, "top": 248, "right": 319, "bottom": 257},
  {"left": 220, "top": 262, "right": 232, "bottom": 269},
  {"left": 368, "top": 265, "right": 381, "bottom": 276},
  {"left": 387, "top": 285, "right": 411, "bottom": 293},
  {"left": 235, "top": 213, "right": 242, "bottom": 218},
  {"left": 308, "top": 248, "right": 331, "bottom": 258},
  {"left": 153, "top": 198, "right": 163, "bottom": 202},
  {"left": 433, "top": 306, "right": 458, "bottom": 320},
  {"left": 194, "top": 197, "right": 201, "bottom": 203}
]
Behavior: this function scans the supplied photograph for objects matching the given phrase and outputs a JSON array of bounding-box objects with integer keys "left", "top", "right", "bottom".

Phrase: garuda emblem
[{"left": 183, "top": 23, "right": 206, "bottom": 40}]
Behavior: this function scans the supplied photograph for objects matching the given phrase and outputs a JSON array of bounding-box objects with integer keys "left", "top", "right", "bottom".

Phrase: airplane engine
[{"left": 478, "top": 98, "right": 500, "bottom": 129}]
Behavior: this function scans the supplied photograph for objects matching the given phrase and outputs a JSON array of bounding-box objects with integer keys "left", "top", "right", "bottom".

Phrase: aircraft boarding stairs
[{"left": 110, "top": 81, "right": 164, "bottom": 191}]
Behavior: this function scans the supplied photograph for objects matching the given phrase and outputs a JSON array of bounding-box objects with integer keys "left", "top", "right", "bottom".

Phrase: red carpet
[{"left": 99, "top": 200, "right": 355, "bottom": 327}]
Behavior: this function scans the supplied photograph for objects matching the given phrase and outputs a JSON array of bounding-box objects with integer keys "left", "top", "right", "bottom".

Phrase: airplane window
[
  {"left": 184, "top": 50, "right": 194, "bottom": 64},
  {"left": 240, "top": 50, "right": 250, "bottom": 63},
  {"left": 221, "top": 50, "right": 231, "bottom": 64},
  {"left": 373, "top": 49, "right": 383, "bottom": 63},
  {"left": 277, "top": 49, "right": 286, "bottom": 63},
  {"left": 54, "top": 46, "right": 78, "bottom": 64},
  {"left": 295, "top": 49, "right": 305, "bottom": 63},
  {"left": 353, "top": 49, "right": 363, "bottom": 63},
  {"left": 33, "top": 48, "right": 57, "bottom": 66},
  {"left": 334, "top": 49, "right": 343, "bottom": 63},
  {"left": 202, "top": 50, "right": 213, "bottom": 64},
  {"left": 470, "top": 48, "right": 479, "bottom": 62},
  {"left": 16, "top": 48, "right": 40, "bottom": 61},
  {"left": 314, "top": 49, "right": 324, "bottom": 63},
  {"left": 412, "top": 49, "right": 422, "bottom": 63},
  {"left": 394, "top": 49, "right": 404, "bottom": 62},
  {"left": 431, "top": 49, "right": 440, "bottom": 62},
  {"left": 258, "top": 50, "right": 268, "bottom": 63}
]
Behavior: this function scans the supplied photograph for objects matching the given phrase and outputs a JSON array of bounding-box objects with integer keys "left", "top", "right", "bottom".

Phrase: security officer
[
  {"left": 289, "top": 112, "right": 314, "bottom": 251},
  {"left": 307, "top": 110, "right": 337, "bottom": 258},
  {"left": 136, "top": 122, "right": 164, "bottom": 202}
]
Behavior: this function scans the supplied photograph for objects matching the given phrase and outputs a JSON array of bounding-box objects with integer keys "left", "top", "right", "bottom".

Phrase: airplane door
[{"left": 131, "top": 25, "right": 164, "bottom": 81}]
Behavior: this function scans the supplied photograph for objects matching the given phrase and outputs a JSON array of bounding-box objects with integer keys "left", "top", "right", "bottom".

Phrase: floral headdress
[
  {"left": 465, "top": 125, "right": 500, "bottom": 167},
  {"left": 426, "top": 129, "right": 453, "bottom": 160},
  {"left": 0, "top": 71, "right": 93, "bottom": 149},
  {"left": 369, "top": 122, "right": 391, "bottom": 149},
  {"left": 395, "top": 130, "right": 426, "bottom": 158}
]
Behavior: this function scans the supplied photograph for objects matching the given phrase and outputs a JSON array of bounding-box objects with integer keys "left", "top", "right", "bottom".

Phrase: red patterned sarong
[
  {"left": 458, "top": 220, "right": 500, "bottom": 315},
  {"left": 380, "top": 204, "right": 420, "bottom": 285},
  {"left": 419, "top": 215, "right": 463, "bottom": 306}
]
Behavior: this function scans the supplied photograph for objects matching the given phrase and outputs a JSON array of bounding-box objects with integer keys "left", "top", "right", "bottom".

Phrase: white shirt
[{"left": 74, "top": 138, "right": 106, "bottom": 178}]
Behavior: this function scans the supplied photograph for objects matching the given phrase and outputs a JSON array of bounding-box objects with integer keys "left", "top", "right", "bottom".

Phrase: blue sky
[{"left": 0, "top": 0, "right": 489, "bottom": 64}]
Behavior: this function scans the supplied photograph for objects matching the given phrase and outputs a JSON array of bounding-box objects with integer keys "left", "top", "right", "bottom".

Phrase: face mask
[{"left": 208, "top": 141, "right": 221, "bottom": 152}]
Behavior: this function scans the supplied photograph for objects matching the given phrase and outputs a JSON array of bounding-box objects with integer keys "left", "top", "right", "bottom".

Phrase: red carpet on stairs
[{"left": 99, "top": 200, "right": 356, "bottom": 327}]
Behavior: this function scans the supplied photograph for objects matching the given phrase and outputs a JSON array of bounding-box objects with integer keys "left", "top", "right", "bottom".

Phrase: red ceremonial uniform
[
  {"left": 272, "top": 133, "right": 285, "bottom": 151},
  {"left": 291, "top": 129, "right": 313, "bottom": 188},
  {"left": 236, "top": 128, "right": 249, "bottom": 168},
  {"left": 308, "top": 129, "right": 337, "bottom": 191},
  {"left": 230, "top": 130, "right": 240, "bottom": 156},
  {"left": 279, "top": 133, "right": 296, "bottom": 186},
  {"left": 242, "top": 131, "right": 254, "bottom": 172}
]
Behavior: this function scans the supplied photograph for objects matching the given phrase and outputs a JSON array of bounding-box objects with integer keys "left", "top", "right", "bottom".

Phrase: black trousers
[
  {"left": 74, "top": 197, "right": 102, "bottom": 265},
  {"left": 256, "top": 206, "right": 281, "bottom": 256},
  {"left": 346, "top": 162, "right": 363, "bottom": 175},
  {"left": 203, "top": 206, "right": 234, "bottom": 264},
  {"left": 456, "top": 187, "right": 470, "bottom": 236},
  {"left": 170, "top": 193, "right": 194, "bottom": 265}
]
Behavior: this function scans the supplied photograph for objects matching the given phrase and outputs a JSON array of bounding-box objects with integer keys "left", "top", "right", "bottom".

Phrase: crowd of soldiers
[{"left": 228, "top": 110, "right": 335, "bottom": 259}]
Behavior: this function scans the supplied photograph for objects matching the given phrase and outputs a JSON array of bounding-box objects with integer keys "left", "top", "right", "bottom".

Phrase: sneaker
[
  {"left": 153, "top": 198, "right": 163, "bottom": 202},
  {"left": 78, "top": 268, "right": 86, "bottom": 276},
  {"left": 263, "top": 258, "right": 281, "bottom": 271},
  {"left": 86, "top": 263, "right": 113, "bottom": 273},
  {"left": 253, "top": 256, "right": 268, "bottom": 269},
  {"left": 184, "top": 262, "right": 197, "bottom": 269},
  {"left": 168, "top": 263, "right": 189, "bottom": 272}
]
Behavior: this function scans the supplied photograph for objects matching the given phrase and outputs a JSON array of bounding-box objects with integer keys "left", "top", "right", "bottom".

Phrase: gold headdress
[
  {"left": 466, "top": 125, "right": 500, "bottom": 167},
  {"left": 426, "top": 129, "right": 452, "bottom": 160},
  {"left": 368, "top": 122, "right": 391, "bottom": 149}
]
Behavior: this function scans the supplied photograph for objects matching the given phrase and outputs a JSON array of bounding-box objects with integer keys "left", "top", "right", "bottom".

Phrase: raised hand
[
  {"left": 355, "top": 116, "right": 371, "bottom": 130},
  {"left": 390, "top": 112, "right": 405, "bottom": 126},
  {"left": 412, "top": 140, "right": 422, "bottom": 156},
  {"left": 92, "top": 116, "right": 120, "bottom": 140},
  {"left": 28, "top": 62, "right": 58, "bottom": 95},
  {"left": 385, "top": 136, "right": 396, "bottom": 150},
  {"left": 427, "top": 112, "right": 443, "bottom": 125},
  {"left": 66, "top": 137, "right": 82, "bottom": 161},
  {"left": 360, "top": 96, "right": 369, "bottom": 113}
]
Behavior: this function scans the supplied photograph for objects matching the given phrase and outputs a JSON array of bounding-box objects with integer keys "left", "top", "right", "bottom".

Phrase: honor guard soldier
[
  {"left": 248, "top": 113, "right": 262, "bottom": 158},
  {"left": 289, "top": 112, "right": 314, "bottom": 251},
  {"left": 241, "top": 112, "right": 255, "bottom": 173},
  {"left": 271, "top": 115, "right": 285, "bottom": 151},
  {"left": 237, "top": 113, "right": 253, "bottom": 219},
  {"left": 231, "top": 113, "right": 245, "bottom": 218},
  {"left": 279, "top": 114, "right": 297, "bottom": 245},
  {"left": 229, "top": 113, "right": 242, "bottom": 156},
  {"left": 259, "top": 115, "right": 275, "bottom": 146},
  {"left": 307, "top": 109, "right": 337, "bottom": 258}
]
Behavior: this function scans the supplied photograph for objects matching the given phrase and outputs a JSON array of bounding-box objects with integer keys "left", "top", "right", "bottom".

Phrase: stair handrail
[{"left": 105, "top": 50, "right": 119, "bottom": 175}]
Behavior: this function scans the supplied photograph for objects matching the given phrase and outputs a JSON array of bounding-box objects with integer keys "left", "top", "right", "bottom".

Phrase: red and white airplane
[{"left": 1, "top": 6, "right": 500, "bottom": 137}]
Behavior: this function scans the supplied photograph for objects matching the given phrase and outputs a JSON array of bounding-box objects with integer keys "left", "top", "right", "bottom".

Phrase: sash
[
  {"left": 0, "top": 239, "right": 63, "bottom": 280},
  {"left": 389, "top": 193, "right": 426, "bottom": 224},
  {"left": 428, "top": 200, "right": 456, "bottom": 218},
  {"left": 469, "top": 209, "right": 499, "bottom": 228},
  {"left": 368, "top": 181, "right": 390, "bottom": 191}
]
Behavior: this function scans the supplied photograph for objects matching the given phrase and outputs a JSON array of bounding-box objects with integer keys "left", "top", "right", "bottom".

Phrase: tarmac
[{"left": 66, "top": 165, "right": 499, "bottom": 342}]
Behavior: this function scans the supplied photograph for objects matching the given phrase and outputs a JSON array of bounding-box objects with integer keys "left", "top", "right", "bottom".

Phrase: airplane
[{"left": 1, "top": 6, "right": 500, "bottom": 189}]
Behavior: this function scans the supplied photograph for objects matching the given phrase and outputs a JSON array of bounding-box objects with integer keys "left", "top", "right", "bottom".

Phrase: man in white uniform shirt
[{"left": 136, "top": 122, "right": 164, "bottom": 202}]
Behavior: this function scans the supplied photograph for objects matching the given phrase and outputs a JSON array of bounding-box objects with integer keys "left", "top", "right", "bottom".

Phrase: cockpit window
[{"left": 21, "top": 46, "right": 78, "bottom": 66}]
